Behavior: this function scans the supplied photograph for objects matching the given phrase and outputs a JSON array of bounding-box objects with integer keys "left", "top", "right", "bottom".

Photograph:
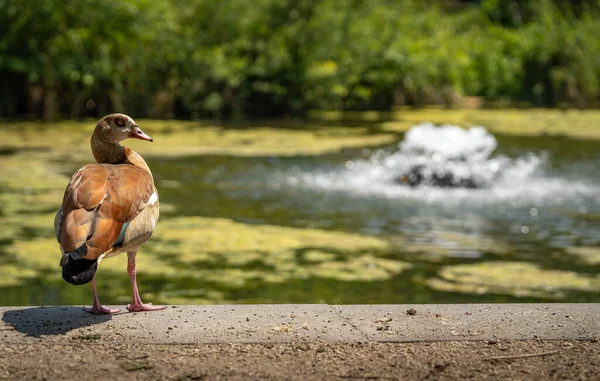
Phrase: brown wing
[{"left": 57, "top": 164, "right": 154, "bottom": 260}]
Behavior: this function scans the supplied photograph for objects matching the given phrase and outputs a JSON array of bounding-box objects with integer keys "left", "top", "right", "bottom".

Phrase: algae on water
[
  {"left": 566, "top": 247, "right": 600, "bottom": 265},
  {"left": 2, "top": 111, "right": 600, "bottom": 304},
  {"left": 2, "top": 214, "right": 408, "bottom": 292},
  {"left": 426, "top": 261, "right": 600, "bottom": 299}
]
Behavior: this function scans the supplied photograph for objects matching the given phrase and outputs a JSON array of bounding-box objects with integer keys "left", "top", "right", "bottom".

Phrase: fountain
[
  {"left": 393, "top": 123, "right": 503, "bottom": 188},
  {"left": 284, "top": 122, "right": 600, "bottom": 209}
]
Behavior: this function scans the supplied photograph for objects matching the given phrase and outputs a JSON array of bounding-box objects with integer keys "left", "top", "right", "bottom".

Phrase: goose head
[{"left": 95, "top": 113, "right": 153, "bottom": 143}]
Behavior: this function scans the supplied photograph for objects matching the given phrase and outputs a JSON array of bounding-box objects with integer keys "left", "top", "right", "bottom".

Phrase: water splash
[
  {"left": 286, "top": 123, "right": 598, "bottom": 207},
  {"left": 400, "top": 123, "right": 497, "bottom": 161}
]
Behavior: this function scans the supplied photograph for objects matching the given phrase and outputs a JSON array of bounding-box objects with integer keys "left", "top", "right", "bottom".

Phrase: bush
[{"left": 0, "top": 0, "right": 598, "bottom": 120}]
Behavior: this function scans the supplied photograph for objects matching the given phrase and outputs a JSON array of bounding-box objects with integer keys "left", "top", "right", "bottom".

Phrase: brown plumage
[
  {"left": 58, "top": 164, "right": 153, "bottom": 258},
  {"left": 55, "top": 113, "right": 164, "bottom": 314}
]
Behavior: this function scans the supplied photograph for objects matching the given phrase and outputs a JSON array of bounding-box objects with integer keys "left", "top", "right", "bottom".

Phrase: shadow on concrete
[{"left": 2, "top": 307, "right": 112, "bottom": 337}]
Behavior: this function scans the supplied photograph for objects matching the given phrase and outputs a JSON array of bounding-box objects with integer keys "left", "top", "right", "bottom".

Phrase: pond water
[
  {"left": 1, "top": 120, "right": 600, "bottom": 305},
  {"left": 148, "top": 124, "right": 600, "bottom": 303}
]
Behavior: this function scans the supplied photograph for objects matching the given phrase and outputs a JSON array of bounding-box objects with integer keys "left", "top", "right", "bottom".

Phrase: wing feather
[{"left": 57, "top": 164, "right": 154, "bottom": 260}]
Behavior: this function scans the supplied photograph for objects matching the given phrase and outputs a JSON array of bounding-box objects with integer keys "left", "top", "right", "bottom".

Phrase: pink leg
[
  {"left": 83, "top": 277, "right": 120, "bottom": 314},
  {"left": 126, "top": 251, "right": 165, "bottom": 312}
]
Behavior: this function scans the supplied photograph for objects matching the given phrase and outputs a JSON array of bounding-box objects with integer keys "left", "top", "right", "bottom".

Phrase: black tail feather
[{"left": 62, "top": 257, "right": 98, "bottom": 285}]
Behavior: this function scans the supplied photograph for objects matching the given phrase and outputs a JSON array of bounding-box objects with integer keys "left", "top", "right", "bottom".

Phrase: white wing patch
[{"left": 147, "top": 191, "right": 158, "bottom": 206}]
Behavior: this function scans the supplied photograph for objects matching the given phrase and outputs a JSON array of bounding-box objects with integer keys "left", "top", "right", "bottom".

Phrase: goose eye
[{"left": 115, "top": 118, "right": 125, "bottom": 127}]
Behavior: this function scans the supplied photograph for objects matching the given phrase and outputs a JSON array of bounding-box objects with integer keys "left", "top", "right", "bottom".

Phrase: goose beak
[{"left": 129, "top": 125, "right": 153, "bottom": 142}]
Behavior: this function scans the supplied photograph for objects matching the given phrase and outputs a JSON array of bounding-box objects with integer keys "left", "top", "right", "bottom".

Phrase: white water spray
[{"left": 284, "top": 123, "right": 597, "bottom": 206}]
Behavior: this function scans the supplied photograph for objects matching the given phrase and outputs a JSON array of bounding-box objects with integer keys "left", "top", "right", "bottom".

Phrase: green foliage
[{"left": 0, "top": 0, "right": 599, "bottom": 119}]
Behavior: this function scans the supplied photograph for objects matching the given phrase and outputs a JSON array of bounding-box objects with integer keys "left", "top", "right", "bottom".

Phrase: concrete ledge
[{"left": 1, "top": 304, "right": 598, "bottom": 344}]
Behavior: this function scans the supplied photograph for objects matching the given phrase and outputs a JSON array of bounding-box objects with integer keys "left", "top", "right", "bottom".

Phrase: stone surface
[{"left": 0, "top": 304, "right": 598, "bottom": 344}]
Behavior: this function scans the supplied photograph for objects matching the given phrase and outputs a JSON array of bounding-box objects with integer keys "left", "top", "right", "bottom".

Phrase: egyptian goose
[{"left": 54, "top": 113, "right": 164, "bottom": 314}]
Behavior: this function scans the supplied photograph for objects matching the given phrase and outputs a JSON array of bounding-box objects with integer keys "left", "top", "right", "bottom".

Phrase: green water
[{"left": 1, "top": 123, "right": 600, "bottom": 306}]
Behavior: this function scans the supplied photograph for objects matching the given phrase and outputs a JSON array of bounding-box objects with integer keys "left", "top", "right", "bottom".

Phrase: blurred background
[
  {"left": 2, "top": 0, "right": 600, "bottom": 120},
  {"left": 0, "top": 0, "right": 599, "bottom": 306}
]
